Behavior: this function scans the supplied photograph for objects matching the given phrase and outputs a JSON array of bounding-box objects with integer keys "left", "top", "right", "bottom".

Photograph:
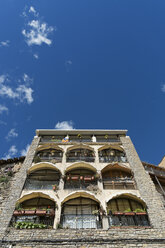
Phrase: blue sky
[{"left": 0, "top": 0, "right": 165, "bottom": 164}]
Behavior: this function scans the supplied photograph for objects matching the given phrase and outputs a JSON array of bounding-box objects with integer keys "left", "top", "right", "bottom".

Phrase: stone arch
[
  {"left": 66, "top": 144, "right": 94, "bottom": 152},
  {"left": 16, "top": 192, "right": 56, "bottom": 205},
  {"left": 106, "top": 193, "right": 147, "bottom": 207},
  {"left": 65, "top": 162, "right": 97, "bottom": 173},
  {"left": 37, "top": 144, "right": 63, "bottom": 152},
  {"left": 61, "top": 191, "right": 101, "bottom": 206},
  {"left": 28, "top": 162, "right": 61, "bottom": 174},
  {"left": 101, "top": 163, "right": 131, "bottom": 174},
  {"left": 98, "top": 145, "right": 124, "bottom": 152}
]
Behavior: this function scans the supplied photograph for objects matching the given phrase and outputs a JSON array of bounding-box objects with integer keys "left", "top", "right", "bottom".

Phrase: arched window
[
  {"left": 99, "top": 148, "right": 127, "bottom": 163},
  {"left": 107, "top": 196, "right": 149, "bottom": 227},
  {"left": 13, "top": 196, "right": 56, "bottom": 227},
  {"left": 61, "top": 197, "right": 101, "bottom": 229},
  {"left": 64, "top": 168, "right": 97, "bottom": 190},
  {"left": 34, "top": 149, "right": 63, "bottom": 163}
]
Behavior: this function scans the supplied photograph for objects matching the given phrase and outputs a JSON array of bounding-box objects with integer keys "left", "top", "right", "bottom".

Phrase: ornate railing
[
  {"left": 64, "top": 180, "right": 97, "bottom": 190},
  {"left": 66, "top": 156, "right": 95, "bottom": 163},
  {"left": 99, "top": 156, "right": 127, "bottom": 163},
  {"left": 108, "top": 213, "right": 149, "bottom": 227},
  {"left": 24, "top": 179, "right": 59, "bottom": 190},
  {"left": 103, "top": 178, "right": 136, "bottom": 190},
  {"left": 61, "top": 214, "right": 102, "bottom": 229}
]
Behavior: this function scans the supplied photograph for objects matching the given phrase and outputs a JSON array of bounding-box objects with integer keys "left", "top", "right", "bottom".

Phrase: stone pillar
[
  {"left": 53, "top": 205, "right": 61, "bottom": 229},
  {"left": 0, "top": 136, "right": 40, "bottom": 240},
  {"left": 121, "top": 136, "right": 165, "bottom": 229},
  {"left": 102, "top": 216, "right": 109, "bottom": 230}
]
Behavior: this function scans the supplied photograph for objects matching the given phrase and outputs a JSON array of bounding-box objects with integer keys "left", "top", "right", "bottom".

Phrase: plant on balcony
[
  {"left": 56, "top": 222, "right": 63, "bottom": 229},
  {"left": 104, "top": 135, "right": 109, "bottom": 140},
  {"left": 124, "top": 208, "right": 135, "bottom": 216},
  {"left": 80, "top": 175, "right": 84, "bottom": 180},
  {"left": 52, "top": 184, "right": 58, "bottom": 191},
  {"left": 77, "top": 134, "right": 82, "bottom": 139},
  {"left": 24, "top": 208, "right": 36, "bottom": 215},
  {"left": 33, "top": 156, "right": 41, "bottom": 163},
  {"left": 87, "top": 184, "right": 100, "bottom": 194},
  {"left": 36, "top": 208, "right": 47, "bottom": 215},
  {"left": 71, "top": 175, "right": 79, "bottom": 180},
  {"left": 92, "top": 210, "right": 99, "bottom": 216},
  {"left": 66, "top": 175, "right": 71, "bottom": 181},
  {"left": 14, "top": 222, "right": 47, "bottom": 229},
  {"left": 134, "top": 208, "right": 147, "bottom": 215},
  {"left": 84, "top": 175, "right": 92, "bottom": 181}
]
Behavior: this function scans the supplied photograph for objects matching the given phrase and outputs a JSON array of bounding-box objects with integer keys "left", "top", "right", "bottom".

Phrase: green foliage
[
  {"left": 7, "top": 170, "right": 13, "bottom": 177},
  {"left": 134, "top": 208, "right": 146, "bottom": 213},
  {"left": 124, "top": 208, "right": 132, "bottom": 213},
  {"left": 0, "top": 176, "right": 9, "bottom": 183},
  {"left": 33, "top": 156, "right": 41, "bottom": 163},
  {"left": 14, "top": 222, "right": 47, "bottom": 229},
  {"left": 56, "top": 223, "right": 63, "bottom": 229},
  {"left": 92, "top": 210, "right": 99, "bottom": 215}
]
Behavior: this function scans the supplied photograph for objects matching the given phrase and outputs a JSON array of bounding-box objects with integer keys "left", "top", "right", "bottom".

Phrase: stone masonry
[
  {"left": 121, "top": 136, "right": 165, "bottom": 228},
  {"left": 0, "top": 136, "right": 40, "bottom": 240}
]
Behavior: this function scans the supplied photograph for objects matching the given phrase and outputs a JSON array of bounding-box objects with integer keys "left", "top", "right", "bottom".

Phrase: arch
[
  {"left": 101, "top": 163, "right": 131, "bottom": 174},
  {"left": 28, "top": 162, "right": 61, "bottom": 174},
  {"left": 67, "top": 144, "right": 94, "bottom": 152},
  {"left": 65, "top": 162, "right": 96, "bottom": 173},
  {"left": 37, "top": 144, "right": 63, "bottom": 152},
  {"left": 106, "top": 193, "right": 146, "bottom": 207},
  {"left": 16, "top": 192, "right": 56, "bottom": 205},
  {"left": 61, "top": 191, "right": 101, "bottom": 205},
  {"left": 98, "top": 145, "right": 124, "bottom": 152}
]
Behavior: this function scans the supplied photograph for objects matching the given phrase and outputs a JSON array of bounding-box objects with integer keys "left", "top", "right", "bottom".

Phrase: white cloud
[
  {"left": 29, "top": 6, "right": 36, "bottom": 14},
  {"left": 0, "top": 74, "right": 34, "bottom": 104},
  {"left": 0, "top": 104, "right": 8, "bottom": 114},
  {"left": 21, "top": 144, "right": 30, "bottom": 156},
  {"left": 0, "top": 120, "right": 7, "bottom": 125},
  {"left": 3, "top": 145, "right": 18, "bottom": 159},
  {"left": 0, "top": 40, "right": 10, "bottom": 47},
  {"left": 55, "top": 121, "right": 74, "bottom": 130},
  {"left": 23, "top": 73, "right": 33, "bottom": 85},
  {"left": 33, "top": 53, "right": 39, "bottom": 59},
  {"left": 22, "top": 8, "right": 54, "bottom": 47},
  {"left": 161, "top": 84, "right": 165, "bottom": 93},
  {"left": 5, "top": 128, "right": 18, "bottom": 140}
]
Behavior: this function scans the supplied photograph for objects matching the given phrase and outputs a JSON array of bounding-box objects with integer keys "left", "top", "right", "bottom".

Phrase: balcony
[
  {"left": 64, "top": 175, "right": 97, "bottom": 190},
  {"left": 61, "top": 214, "right": 102, "bottom": 229},
  {"left": 66, "top": 148, "right": 95, "bottom": 163},
  {"left": 103, "top": 178, "right": 136, "bottom": 190},
  {"left": 108, "top": 213, "right": 149, "bottom": 227},
  {"left": 66, "top": 156, "right": 95, "bottom": 163},
  {"left": 24, "top": 179, "right": 59, "bottom": 190},
  {"left": 34, "top": 156, "right": 62, "bottom": 163},
  {"left": 99, "top": 156, "right": 127, "bottom": 163}
]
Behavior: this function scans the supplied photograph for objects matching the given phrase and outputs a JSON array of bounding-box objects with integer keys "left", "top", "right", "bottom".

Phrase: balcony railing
[
  {"left": 34, "top": 156, "right": 62, "bottom": 163},
  {"left": 66, "top": 156, "right": 95, "bottom": 163},
  {"left": 40, "top": 137, "right": 120, "bottom": 143},
  {"left": 13, "top": 214, "right": 54, "bottom": 227},
  {"left": 99, "top": 156, "right": 127, "bottom": 163},
  {"left": 64, "top": 180, "right": 97, "bottom": 190},
  {"left": 103, "top": 178, "right": 136, "bottom": 190},
  {"left": 24, "top": 179, "right": 59, "bottom": 190},
  {"left": 108, "top": 213, "right": 149, "bottom": 227},
  {"left": 61, "top": 214, "right": 102, "bottom": 229}
]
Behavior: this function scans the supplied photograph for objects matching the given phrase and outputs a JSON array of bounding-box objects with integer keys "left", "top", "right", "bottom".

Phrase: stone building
[{"left": 0, "top": 129, "right": 165, "bottom": 248}]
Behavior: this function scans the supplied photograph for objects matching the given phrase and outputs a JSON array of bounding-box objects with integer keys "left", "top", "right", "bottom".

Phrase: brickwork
[
  {"left": 121, "top": 136, "right": 165, "bottom": 229},
  {"left": 0, "top": 137, "right": 40, "bottom": 240},
  {"left": 1, "top": 228, "right": 165, "bottom": 247}
]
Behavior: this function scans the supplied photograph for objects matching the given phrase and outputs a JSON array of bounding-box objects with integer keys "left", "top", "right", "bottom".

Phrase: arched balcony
[
  {"left": 61, "top": 196, "right": 102, "bottom": 229},
  {"left": 107, "top": 195, "right": 149, "bottom": 227},
  {"left": 101, "top": 165, "right": 136, "bottom": 190},
  {"left": 64, "top": 166, "right": 97, "bottom": 190},
  {"left": 24, "top": 166, "right": 61, "bottom": 191},
  {"left": 66, "top": 148, "right": 95, "bottom": 163},
  {"left": 99, "top": 147, "right": 127, "bottom": 163},
  {"left": 13, "top": 194, "right": 56, "bottom": 228},
  {"left": 34, "top": 148, "right": 63, "bottom": 163}
]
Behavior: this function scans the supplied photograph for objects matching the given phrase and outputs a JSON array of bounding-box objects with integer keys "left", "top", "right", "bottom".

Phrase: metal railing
[
  {"left": 103, "top": 178, "right": 136, "bottom": 190},
  {"left": 24, "top": 179, "right": 59, "bottom": 190},
  {"left": 13, "top": 215, "right": 54, "bottom": 227},
  {"left": 66, "top": 156, "right": 95, "bottom": 163},
  {"left": 61, "top": 214, "right": 102, "bottom": 229},
  {"left": 108, "top": 214, "right": 149, "bottom": 227},
  {"left": 99, "top": 156, "right": 127, "bottom": 163},
  {"left": 64, "top": 180, "right": 97, "bottom": 190},
  {"left": 36, "top": 156, "right": 62, "bottom": 163}
]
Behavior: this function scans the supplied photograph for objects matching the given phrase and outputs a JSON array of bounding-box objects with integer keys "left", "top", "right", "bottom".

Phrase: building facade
[{"left": 0, "top": 129, "right": 165, "bottom": 247}]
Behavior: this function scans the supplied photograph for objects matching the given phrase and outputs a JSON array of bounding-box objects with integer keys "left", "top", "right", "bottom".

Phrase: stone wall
[
  {"left": 121, "top": 136, "right": 165, "bottom": 229},
  {"left": 0, "top": 137, "right": 40, "bottom": 240},
  {"left": 1, "top": 228, "right": 165, "bottom": 248}
]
